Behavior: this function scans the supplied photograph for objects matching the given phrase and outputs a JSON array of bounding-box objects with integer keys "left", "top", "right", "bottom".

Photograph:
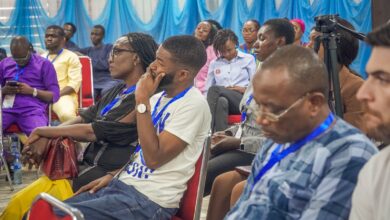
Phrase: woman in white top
[{"left": 206, "top": 29, "right": 256, "bottom": 132}]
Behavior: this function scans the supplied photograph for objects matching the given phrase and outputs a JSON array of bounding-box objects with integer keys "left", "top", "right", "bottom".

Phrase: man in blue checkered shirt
[{"left": 225, "top": 45, "right": 377, "bottom": 220}]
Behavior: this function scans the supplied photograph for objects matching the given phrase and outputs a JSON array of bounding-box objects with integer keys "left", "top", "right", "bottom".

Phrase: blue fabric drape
[{"left": 0, "top": 0, "right": 372, "bottom": 77}]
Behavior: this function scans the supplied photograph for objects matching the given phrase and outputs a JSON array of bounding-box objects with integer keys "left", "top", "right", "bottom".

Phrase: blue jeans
[{"left": 55, "top": 179, "right": 177, "bottom": 220}]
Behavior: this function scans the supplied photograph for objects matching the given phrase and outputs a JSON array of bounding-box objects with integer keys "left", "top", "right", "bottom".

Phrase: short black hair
[
  {"left": 245, "top": 19, "right": 260, "bottom": 30},
  {"left": 162, "top": 35, "right": 207, "bottom": 75},
  {"left": 46, "top": 25, "right": 65, "bottom": 37},
  {"left": 205, "top": 19, "right": 223, "bottom": 30},
  {"left": 259, "top": 45, "right": 329, "bottom": 99},
  {"left": 213, "top": 29, "right": 239, "bottom": 56},
  {"left": 367, "top": 21, "right": 390, "bottom": 47},
  {"left": 263, "top": 19, "right": 295, "bottom": 45},
  {"left": 64, "top": 22, "right": 77, "bottom": 34},
  {"left": 93, "top": 24, "right": 105, "bottom": 36},
  {"left": 334, "top": 18, "right": 358, "bottom": 67},
  {"left": 125, "top": 32, "right": 158, "bottom": 72}
]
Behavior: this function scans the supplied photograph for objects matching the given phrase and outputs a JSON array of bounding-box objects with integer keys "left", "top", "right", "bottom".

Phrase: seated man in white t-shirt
[{"left": 51, "top": 35, "right": 211, "bottom": 220}]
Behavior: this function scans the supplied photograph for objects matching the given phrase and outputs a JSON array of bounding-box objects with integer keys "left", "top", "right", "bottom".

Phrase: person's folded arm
[{"left": 31, "top": 124, "right": 96, "bottom": 142}]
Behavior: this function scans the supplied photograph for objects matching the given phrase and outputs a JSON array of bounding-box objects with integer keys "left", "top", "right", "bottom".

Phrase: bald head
[
  {"left": 255, "top": 45, "right": 329, "bottom": 99},
  {"left": 10, "top": 36, "right": 30, "bottom": 52}
]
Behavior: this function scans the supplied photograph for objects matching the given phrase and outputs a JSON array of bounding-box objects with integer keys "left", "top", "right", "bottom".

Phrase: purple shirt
[{"left": 0, "top": 53, "right": 60, "bottom": 115}]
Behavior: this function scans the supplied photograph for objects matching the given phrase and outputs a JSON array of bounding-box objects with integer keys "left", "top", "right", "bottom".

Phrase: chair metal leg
[{"left": 0, "top": 153, "right": 14, "bottom": 191}]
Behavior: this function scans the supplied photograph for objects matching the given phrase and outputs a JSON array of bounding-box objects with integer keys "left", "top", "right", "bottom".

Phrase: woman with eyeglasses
[
  {"left": 1, "top": 33, "right": 158, "bottom": 220},
  {"left": 205, "top": 29, "right": 257, "bottom": 132},
  {"left": 239, "top": 19, "right": 260, "bottom": 57},
  {"left": 193, "top": 20, "right": 221, "bottom": 94}
]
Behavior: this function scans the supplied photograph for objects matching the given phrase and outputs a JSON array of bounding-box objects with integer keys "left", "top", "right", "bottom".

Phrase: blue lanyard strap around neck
[
  {"left": 100, "top": 85, "right": 136, "bottom": 116},
  {"left": 46, "top": 49, "right": 64, "bottom": 64},
  {"left": 134, "top": 86, "right": 193, "bottom": 159},
  {"left": 14, "top": 65, "right": 25, "bottom": 81},
  {"left": 151, "top": 86, "right": 192, "bottom": 126},
  {"left": 251, "top": 113, "right": 335, "bottom": 191},
  {"left": 241, "top": 94, "right": 253, "bottom": 122}
]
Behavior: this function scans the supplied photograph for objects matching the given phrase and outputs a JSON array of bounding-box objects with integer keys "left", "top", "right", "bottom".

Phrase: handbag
[{"left": 41, "top": 137, "right": 79, "bottom": 180}]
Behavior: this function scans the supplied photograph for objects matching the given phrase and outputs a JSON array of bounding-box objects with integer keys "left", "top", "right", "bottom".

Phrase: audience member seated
[
  {"left": 206, "top": 18, "right": 296, "bottom": 220},
  {"left": 63, "top": 22, "right": 80, "bottom": 51},
  {"left": 194, "top": 20, "right": 219, "bottom": 94},
  {"left": 239, "top": 19, "right": 260, "bottom": 57},
  {"left": 47, "top": 35, "right": 211, "bottom": 220},
  {"left": 290, "top": 18, "right": 306, "bottom": 46},
  {"left": 0, "top": 36, "right": 59, "bottom": 135},
  {"left": 79, "top": 25, "right": 119, "bottom": 100},
  {"left": 0, "top": 47, "right": 7, "bottom": 61},
  {"left": 206, "top": 29, "right": 256, "bottom": 132},
  {"left": 314, "top": 18, "right": 366, "bottom": 131},
  {"left": 224, "top": 45, "right": 377, "bottom": 220},
  {"left": 0, "top": 33, "right": 158, "bottom": 220},
  {"left": 350, "top": 22, "right": 390, "bottom": 220},
  {"left": 43, "top": 25, "right": 82, "bottom": 122}
]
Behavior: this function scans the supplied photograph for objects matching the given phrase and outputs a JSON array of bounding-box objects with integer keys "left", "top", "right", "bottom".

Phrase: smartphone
[{"left": 6, "top": 80, "right": 18, "bottom": 87}]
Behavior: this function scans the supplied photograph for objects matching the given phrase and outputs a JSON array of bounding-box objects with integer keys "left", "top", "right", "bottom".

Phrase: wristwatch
[
  {"left": 137, "top": 103, "right": 147, "bottom": 114},
  {"left": 32, "top": 88, "right": 38, "bottom": 97}
]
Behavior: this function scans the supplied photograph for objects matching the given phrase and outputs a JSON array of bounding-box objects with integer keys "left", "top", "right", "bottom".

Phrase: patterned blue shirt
[{"left": 225, "top": 118, "right": 378, "bottom": 220}]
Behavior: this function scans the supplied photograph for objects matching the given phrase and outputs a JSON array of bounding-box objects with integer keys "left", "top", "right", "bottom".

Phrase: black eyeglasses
[
  {"left": 13, "top": 51, "right": 31, "bottom": 62},
  {"left": 110, "top": 47, "right": 137, "bottom": 60}
]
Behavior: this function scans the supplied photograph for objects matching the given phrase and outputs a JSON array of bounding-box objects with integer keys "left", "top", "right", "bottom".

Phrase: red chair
[
  {"left": 172, "top": 132, "right": 211, "bottom": 220},
  {"left": 28, "top": 193, "right": 84, "bottom": 220},
  {"left": 228, "top": 114, "right": 241, "bottom": 125},
  {"left": 27, "top": 133, "right": 211, "bottom": 220},
  {"left": 79, "top": 56, "right": 94, "bottom": 108}
]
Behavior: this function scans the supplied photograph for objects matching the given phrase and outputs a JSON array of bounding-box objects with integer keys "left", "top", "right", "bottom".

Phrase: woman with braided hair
[{"left": 1, "top": 33, "right": 158, "bottom": 220}]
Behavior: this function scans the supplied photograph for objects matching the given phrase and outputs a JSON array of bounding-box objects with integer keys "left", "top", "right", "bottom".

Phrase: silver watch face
[
  {"left": 33, "top": 88, "right": 38, "bottom": 97},
  {"left": 137, "top": 104, "right": 147, "bottom": 113}
]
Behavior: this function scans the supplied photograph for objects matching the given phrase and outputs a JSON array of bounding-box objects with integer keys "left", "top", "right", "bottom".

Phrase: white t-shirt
[
  {"left": 350, "top": 145, "right": 390, "bottom": 220},
  {"left": 119, "top": 87, "right": 211, "bottom": 208}
]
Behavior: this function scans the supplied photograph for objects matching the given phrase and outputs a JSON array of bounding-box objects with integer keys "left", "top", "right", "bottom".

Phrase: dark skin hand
[
  {"left": 2, "top": 82, "right": 54, "bottom": 102},
  {"left": 226, "top": 86, "right": 246, "bottom": 94}
]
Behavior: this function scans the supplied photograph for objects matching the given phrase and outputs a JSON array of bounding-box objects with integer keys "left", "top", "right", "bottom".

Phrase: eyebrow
[{"left": 369, "top": 70, "right": 390, "bottom": 77}]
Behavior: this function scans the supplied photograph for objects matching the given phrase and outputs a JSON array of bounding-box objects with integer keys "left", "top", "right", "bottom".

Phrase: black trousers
[
  {"left": 204, "top": 149, "right": 255, "bottom": 196},
  {"left": 207, "top": 86, "right": 243, "bottom": 132}
]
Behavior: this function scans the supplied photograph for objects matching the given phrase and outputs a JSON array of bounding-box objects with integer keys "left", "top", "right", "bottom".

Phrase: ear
[
  {"left": 275, "top": 37, "right": 286, "bottom": 47},
  {"left": 307, "top": 92, "right": 326, "bottom": 116},
  {"left": 133, "top": 54, "right": 140, "bottom": 66},
  {"left": 177, "top": 69, "right": 191, "bottom": 82}
]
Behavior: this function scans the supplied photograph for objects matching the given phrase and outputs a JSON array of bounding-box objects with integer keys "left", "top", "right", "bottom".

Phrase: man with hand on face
[
  {"left": 0, "top": 36, "right": 59, "bottom": 135},
  {"left": 350, "top": 22, "right": 390, "bottom": 220},
  {"left": 43, "top": 25, "right": 82, "bottom": 122},
  {"left": 225, "top": 45, "right": 377, "bottom": 220},
  {"left": 79, "top": 25, "right": 118, "bottom": 100},
  {"left": 52, "top": 35, "right": 211, "bottom": 220}
]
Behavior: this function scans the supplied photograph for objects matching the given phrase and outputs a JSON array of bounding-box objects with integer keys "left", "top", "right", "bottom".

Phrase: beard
[
  {"left": 157, "top": 72, "right": 175, "bottom": 90},
  {"left": 367, "top": 122, "right": 390, "bottom": 144}
]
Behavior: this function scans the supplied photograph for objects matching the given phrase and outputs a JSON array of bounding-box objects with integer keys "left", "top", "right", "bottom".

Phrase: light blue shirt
[{"left": 205, "top": 50, "right": 256, "bottom": 93}]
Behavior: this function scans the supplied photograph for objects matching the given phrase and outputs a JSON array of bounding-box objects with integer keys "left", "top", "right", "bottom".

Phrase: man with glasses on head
[
  {"left": 224, "top": 45, "right": 377, "bottom": 220},
  {"left": 0, "top": 36, "right": 59, "bottom": 135},
  {"left": 43, "top": 25, "right": 82, "bottom": 122}
]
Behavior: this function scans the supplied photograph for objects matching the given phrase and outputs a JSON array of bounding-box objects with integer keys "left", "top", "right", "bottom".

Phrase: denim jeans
[{"left": 55, "top": 178, "right": 177, "bottom": 220}]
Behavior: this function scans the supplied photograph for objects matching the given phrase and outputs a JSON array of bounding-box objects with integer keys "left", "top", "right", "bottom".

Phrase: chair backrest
[
  {"left": 28, "top": 193, "right": 84, "bottom": 220},
  {"left": 78, "top": 56, "right": 94, "bottom": 108},
  {"left": 172, "top": 132, "right": 211, "bottom": 220},
  {"left": 228, "top": 114, "right": 241, "bottom": 125}
]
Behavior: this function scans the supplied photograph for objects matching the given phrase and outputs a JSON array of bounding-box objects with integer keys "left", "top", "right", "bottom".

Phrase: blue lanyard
[
  {"left": 241, "top": 94, "right": 253, "bottom": 122},
  {"left": 134, "top": 86, "right": 192, "bottom": 163},
  {"left": 14, "top": 65, "right": 25, "bottom": 81},
  {"left": 46, "top": 49, "right": 64, "bottom": 63},
  {"left": 243, "top": 44, "right": 248, "bottom": 54},
  {"left": 251, "top": 113, "right": 335, "bottom": 191},
  {"left": 100, "top": 85, "right": 136, "bottom": 116}
]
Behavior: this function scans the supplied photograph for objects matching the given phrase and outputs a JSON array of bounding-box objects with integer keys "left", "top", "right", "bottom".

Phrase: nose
[{"left": 356, "top": 80, "right": 373, "bottom": 102}]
